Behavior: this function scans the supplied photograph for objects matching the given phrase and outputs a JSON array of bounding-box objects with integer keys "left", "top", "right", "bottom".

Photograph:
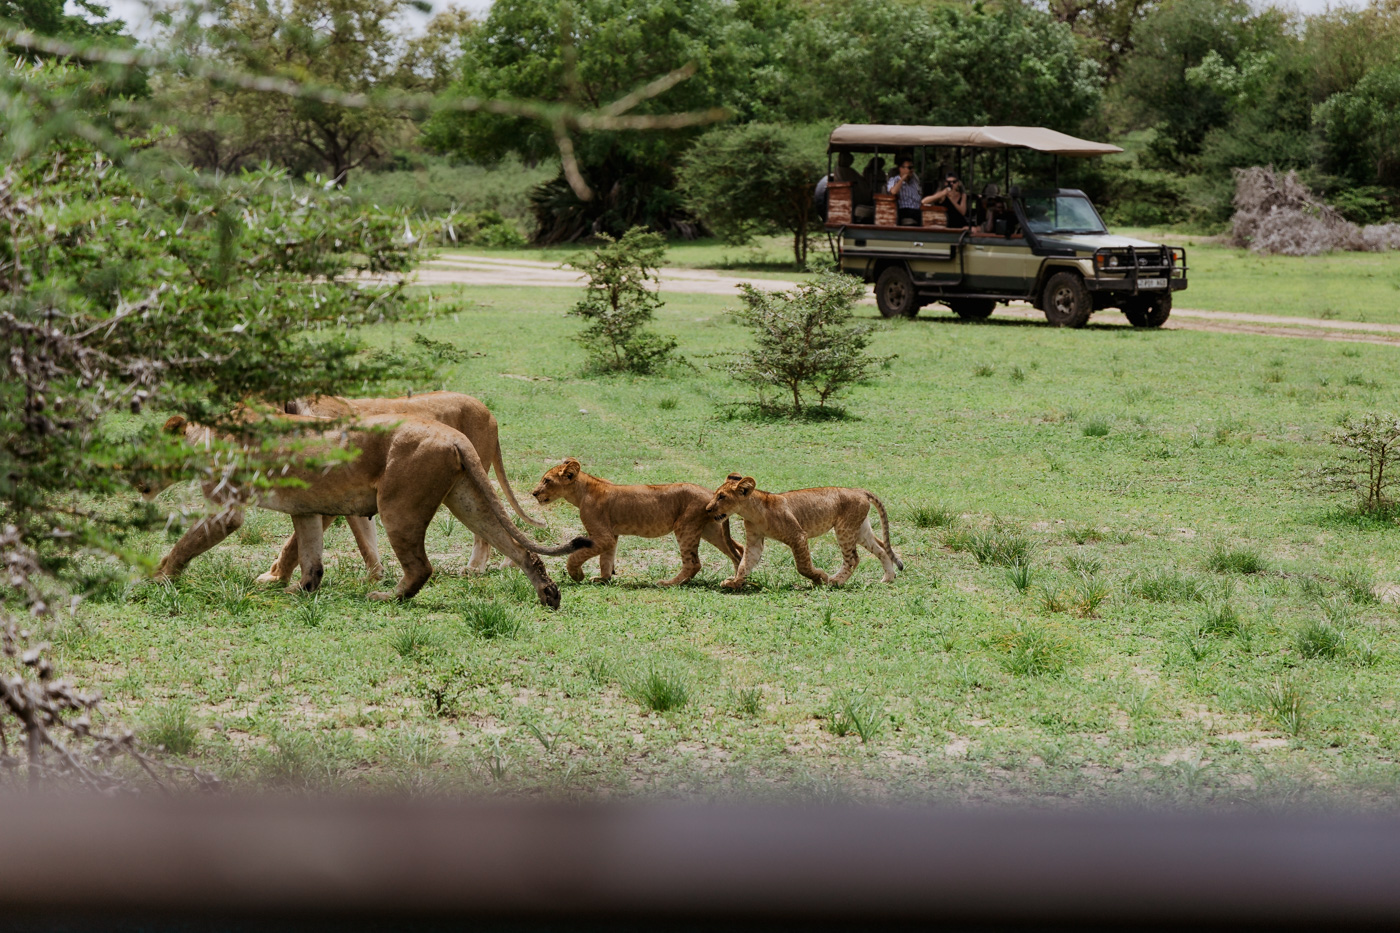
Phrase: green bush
[{"left": 567, "top": 228, "right": 678, "bottom": 374}]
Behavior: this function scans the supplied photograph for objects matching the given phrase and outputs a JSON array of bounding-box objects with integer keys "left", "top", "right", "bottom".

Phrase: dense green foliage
[{"left": 676, "top": 124, "right": 822, "bottom": 267}]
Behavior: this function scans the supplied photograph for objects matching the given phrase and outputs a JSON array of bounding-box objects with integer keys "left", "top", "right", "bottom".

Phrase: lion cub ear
[
  {"left": 561, "top": 457, "right": 581, "bottom": 479},
  {"left": 737, "top": 476, "right": 756, "bottom": 495},
  {"left": 726, "top": 472, "right": 743, "bottom": 482},
  {"left": 163, "top": 416, "right": 188, "bottom": 436}
]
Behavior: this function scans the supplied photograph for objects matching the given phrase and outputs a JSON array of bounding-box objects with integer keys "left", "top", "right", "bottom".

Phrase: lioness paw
[
  {"left": 366, "top": 590, "right": 397, "bottom": 602},
  {"left": 721, "top": 577, "right": 744, "bottom": 589},
  {"left": 255, "top": 570, "right": 283, "bottom": 584}
]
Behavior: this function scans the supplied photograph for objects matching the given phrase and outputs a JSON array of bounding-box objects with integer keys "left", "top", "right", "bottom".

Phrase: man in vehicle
[
  {"left": 887, "top": 156, "right": 923, "bottom": 225},
  {"left": 922, "top": 173, "right": 969, "bottom": 228}
]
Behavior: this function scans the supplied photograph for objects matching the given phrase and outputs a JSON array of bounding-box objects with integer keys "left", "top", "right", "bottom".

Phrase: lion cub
[
  {"left": 704, "top": 474, "right": 902, "bottom": 588},
  {"left": 531, "top": 458, "right": 743, "bottom": 586}
]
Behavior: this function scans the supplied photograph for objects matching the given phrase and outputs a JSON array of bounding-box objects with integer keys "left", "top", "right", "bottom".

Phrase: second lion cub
[
  {"left": 532, "top": 458, "right": 743, "bottom": 586},
  {"left": 704, "top": 474, "right": 902, "bottom": 588}
]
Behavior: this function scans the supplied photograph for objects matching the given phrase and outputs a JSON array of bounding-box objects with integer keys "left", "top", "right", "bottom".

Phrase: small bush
[
  {"left": 1081, "top": 418, "right": 1111, "bottom": 438},
  {"left": 1206, "top": 545, "right": 1267, "bottom": 575},
  {"left": 567, "top": 227, "right": 677, "bottom": 375},
  {"left": 1308, "top": 412, "right": 1400, "bottom": 513},
  {"left": 1295, "top": 618, "right": 1347, "bottom": 660},
  {"left": 998, "top": 622, "right": 1073, "bottom": 676},
  {"left": 142, "top": 703, "right": 199, "bottom": 755},
  {"left": 728, "top": 272, "right": 889, "bottom": 416},
  {"left": 628, "top": 665, "right": 690, "bottom": 712},
  {"left": 463, "top": 599, "right": 521, "bottom": 640},
  {"left": 911, "top": 503, "right": 957, "bottom": 529}
]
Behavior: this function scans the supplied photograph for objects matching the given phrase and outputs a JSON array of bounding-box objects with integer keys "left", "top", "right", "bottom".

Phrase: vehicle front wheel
[
  {"left": 1042, "top": 272, "right": 1092, "bottom": 328},
  {"left": 1122, "top": 292, "right": 1172, "bottom": 328},
  {"left": 875, "top": 266, "right": 919, "bottom": 319},
  {"left": 948, "top": 298, "right": 996, "bottom": 320}
]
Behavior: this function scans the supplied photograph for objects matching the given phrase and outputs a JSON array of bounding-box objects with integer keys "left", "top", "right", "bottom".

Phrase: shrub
[
  {"left": 676, "top": 124, "right": 823, "bottom": 268},
  {"left": 566, "top": 227, "right": 677, "bottom": 374},
  {"left": 728, "top": 273, "right": 889, "bottom": 417},
  {"left": 628, "top": 665, "right": 690, "bottom": 712},
  {"left": 442, "top": 209, "right": 527, "bottom": 248},
  {"left": 1308, "top": 412, "right": 1400, "bottom": 513}
]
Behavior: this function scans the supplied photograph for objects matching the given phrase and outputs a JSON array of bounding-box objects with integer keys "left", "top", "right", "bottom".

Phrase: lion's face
[
  {"left": 532, "top": 458, "right": 582, "bottom": 504},
  {"left": 704, "top": 473, "right": 756, "bottom": 520}
]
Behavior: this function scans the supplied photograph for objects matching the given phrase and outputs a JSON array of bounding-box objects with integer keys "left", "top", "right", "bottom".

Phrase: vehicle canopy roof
[{"left": 827, "top": 125, "right": 1122, "bottom": 157}]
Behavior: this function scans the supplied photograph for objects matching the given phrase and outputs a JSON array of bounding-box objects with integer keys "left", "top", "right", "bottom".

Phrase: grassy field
[{"left": 62, "top": 279, "right": 1400, "bottom": 803}]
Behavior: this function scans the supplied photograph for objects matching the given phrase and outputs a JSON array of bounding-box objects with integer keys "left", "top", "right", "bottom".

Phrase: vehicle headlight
[{"left": 1107, "top": 255, "right": 1120, "bottom": 268}]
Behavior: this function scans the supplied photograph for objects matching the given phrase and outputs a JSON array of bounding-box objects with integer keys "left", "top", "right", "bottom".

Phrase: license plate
[{"left": 1138, "top": 277, "right": 1167, "bottom": 290}]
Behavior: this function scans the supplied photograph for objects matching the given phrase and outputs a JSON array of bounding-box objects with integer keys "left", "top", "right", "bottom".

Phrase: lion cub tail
[{"left": 867, "top": 491, "right": 903, "bottom": 571}]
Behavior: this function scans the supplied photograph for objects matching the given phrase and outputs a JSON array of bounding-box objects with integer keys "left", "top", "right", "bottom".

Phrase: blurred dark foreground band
[{"left": 2, "top": 797, "right": 1400, "bottom": 929}]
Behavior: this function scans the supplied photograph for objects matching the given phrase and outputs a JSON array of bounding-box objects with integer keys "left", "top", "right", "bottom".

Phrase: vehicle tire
[
  {"left": 1122, "top": 292, "right": 1172, "bottom": 328},
  {"left": 1042, "top": 272, "right": 1092, "bottom": 328},
  {"left": 875, "top": 266, "right": 919, "bottom": 319},
  {"left": 948, "top": 298, "right": 996, "bottom": 320}
]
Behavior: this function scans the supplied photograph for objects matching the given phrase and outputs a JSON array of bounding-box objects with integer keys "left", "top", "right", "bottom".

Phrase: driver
[{"left": 922, "top": 173, "right": 969, "bottom": 228}]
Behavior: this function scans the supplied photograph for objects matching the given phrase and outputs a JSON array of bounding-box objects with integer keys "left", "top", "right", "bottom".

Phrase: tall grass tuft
[
  {"left": 1294, "top": 618, "right": 1347, "bottom": 659},
  {"left": 1081, "top": 418, "right": 1111, "bottom": 438},
  {"left": 911, "top": 503, "right": 957, "bottom": 529},
  {"left": 628, "top": 665, "right": 690, "bottom": 712},
  {"left": 823, "top": 690, "right": 884, "bottom": 742},
  {"left": 389, "top": 621, "right": 441, "bottom": 660},
  {"left": 1072, "top": 574, "right": 1109, "bottom": 618},
  {"left": 1005, "top": 561, "right": 1034, "bottom": 594},
  {"left": 998, "top": 622, "right": 1073, "bottom": 676},
  {"left": 142, "top": 703, "right": 199, "bottom": 755},
  {"left": 1135, "top": 568, "right": 1210, "bottom": 603},
  {"left": 1199, "top": 602, "right": 1244, "bottom": 637},
  {"left": 295, "top": 594, "right": 327, "bottom": 628},
  {"left": 463, "top": 599, "right": 521, "bottom": 639},
  {"left": 967, "top": 524, "right": 1035, "bottom": 567},
  {"left": 1338, "top": 567, "right": 1379, "bottom": 605},
  {"left": 734, "top": 685, "right": 765, "bottom": 716},
  {"left": 1256, "top": 678, "right": 1308, "bottom": 735},
  {"left": 1207, "top": 545, "right": 1268, "bottom": 575}
]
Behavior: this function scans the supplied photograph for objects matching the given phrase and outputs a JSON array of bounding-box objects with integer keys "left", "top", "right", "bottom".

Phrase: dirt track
[{"left": 412, "top": 254, "right": 1400, "bottom": 346}]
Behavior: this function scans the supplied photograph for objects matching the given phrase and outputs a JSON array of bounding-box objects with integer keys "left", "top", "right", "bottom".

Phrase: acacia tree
[{"left": 676, "top": 124, "right": 822, "bottom": 268}]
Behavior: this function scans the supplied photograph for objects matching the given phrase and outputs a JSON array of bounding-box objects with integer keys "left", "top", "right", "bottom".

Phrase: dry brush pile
[{"left": 1231, "top": 167, "right": 1400, "bottom": 256}]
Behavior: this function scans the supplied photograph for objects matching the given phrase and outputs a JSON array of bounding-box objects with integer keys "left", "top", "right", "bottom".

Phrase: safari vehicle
[{"left": 821, "top": 125, "right": 1188, "bottom": 327}]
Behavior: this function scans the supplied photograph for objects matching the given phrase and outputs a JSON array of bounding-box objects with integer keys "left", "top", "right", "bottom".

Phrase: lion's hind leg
[
  {"left": 661, "top": 527, "right": 704, "bottom": 586},
  {"left": 858, "top": 517, "right": 900, "bottom": 583},
  {"left": 829, "top": 521, "right": 862, "bottom": 586}
]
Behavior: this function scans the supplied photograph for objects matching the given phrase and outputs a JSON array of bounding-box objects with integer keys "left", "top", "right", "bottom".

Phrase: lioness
[
  {"left": 261, "top": 391, "right": 544, "bottom": 583},
  {"left": 703, "top": 474, "right": 902, "bottom": 588},
  {"left": 531, "top": 458, "right": 744, "bottom": 586},
  {"left": 153, "top": 413, "right": 590, "bottom": 609}
]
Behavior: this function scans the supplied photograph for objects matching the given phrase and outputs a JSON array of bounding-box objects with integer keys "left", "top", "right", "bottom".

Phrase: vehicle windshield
[{"left": 1019, "top": 195, "right": 1105, "bottom": 235}]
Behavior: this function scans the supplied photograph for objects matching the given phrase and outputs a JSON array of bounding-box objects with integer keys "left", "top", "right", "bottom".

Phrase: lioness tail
[
  {"left": 867, "top": 491, "right": 903, "bottom": 571},
  {"left": 450, "top": 439, "right": 590, "bottom": 556},
  {"left": 492, "top": 435, "right": 548, "bottom": 528}
]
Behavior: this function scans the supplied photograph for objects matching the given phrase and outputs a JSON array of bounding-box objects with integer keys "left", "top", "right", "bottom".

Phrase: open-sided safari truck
[{"left": 821, "top": 125, "right": 1188, "bottom": 326}]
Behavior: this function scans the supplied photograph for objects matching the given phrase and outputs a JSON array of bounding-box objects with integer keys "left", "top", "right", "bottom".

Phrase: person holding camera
[
  {"left": 886, "top": 157, "right": 923, "bottom": 225},
  {"left": 922, "top": 173, "right": 969, "bottom": 228}
]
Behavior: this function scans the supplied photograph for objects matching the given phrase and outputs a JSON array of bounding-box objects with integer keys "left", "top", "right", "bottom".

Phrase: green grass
[{"left": 63, "top": 277, "right": 1400, "bottom": 802}]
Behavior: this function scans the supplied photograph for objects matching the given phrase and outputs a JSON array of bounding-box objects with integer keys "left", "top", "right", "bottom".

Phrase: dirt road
[{"left": 413, "top": 254, "right": 1400, "bottom": 346}]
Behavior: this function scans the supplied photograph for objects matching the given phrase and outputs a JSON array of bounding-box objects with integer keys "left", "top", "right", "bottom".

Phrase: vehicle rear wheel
[
  {"left": 875, "top": 266, "right": 919, "bottom": 319},
  {"left": 1122, "top": 292, "right": 1172, "bottom": 328},
  {"left": 1042, "top": 272, "right": 1092, "bottom": 328},
  {"left": 948, "top": 298, "right": 996, "bottom": 320}
]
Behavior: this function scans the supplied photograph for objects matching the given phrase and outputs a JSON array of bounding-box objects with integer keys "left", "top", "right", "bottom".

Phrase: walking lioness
[
  {"left": 261, "top": 391, "right": 544, "bottom": 583},
  {"left": 531, "top": 458, "right": 743, "bottom": 585},
  {"left": 152, "top": 413, "right": 590, "bottom": 608},
  {"left": 703, "top": 474, "right": 902, "bottom": 588}
]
